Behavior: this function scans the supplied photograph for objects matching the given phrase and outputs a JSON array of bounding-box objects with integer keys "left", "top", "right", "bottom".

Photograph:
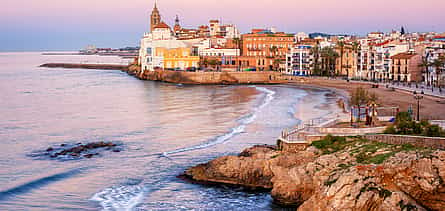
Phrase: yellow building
[{"left": 154, "top": 47, "right": 200, "bottom": 70}]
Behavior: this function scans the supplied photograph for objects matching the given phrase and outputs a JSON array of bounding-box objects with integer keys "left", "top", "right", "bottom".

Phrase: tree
[
  {"left": 269, "top": 46, "right": 279, "bottom": 71},
  {"left": 270, "top": 46, "right": 279, "bottom": 57},
  {"left": 431, "top": 56, "right": 445, "bottom": 87},
  {"left": 311, "top": 44, "right": 322, "bottom": 76},
  {"left": 273, "top": 59, "right": 281, "bottom": 71},
  {"left": 418, "top": 57, "right": 430, "bottom": 85},
  {"left": 233, "top": 38, "right": 241, "bottom": 53},
  {"left": 320, "top": 47, "right": 339, "bottom": 77},
  {"left": 337, "top": 41, "right": 345, "bottom": 77},
  {"left": 384, "top": 112, "right": 445, "bottom": 137},
  {"left": 350, "top": 87, "right": 378, "bottom": 122},
  {"left": 351, "top": 42, "right": 360, "bottom": 79}
]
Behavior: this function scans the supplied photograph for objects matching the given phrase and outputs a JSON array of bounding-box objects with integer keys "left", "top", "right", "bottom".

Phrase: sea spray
[{"left": 91, "top": 185, "right": 145, "bottom": 211}]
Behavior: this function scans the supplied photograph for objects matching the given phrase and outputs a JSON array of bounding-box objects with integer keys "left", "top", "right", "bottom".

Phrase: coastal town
[
  {"left": 28, "top": 1, "right": 445, "bottom": 210},
  {"left": 137, "top": 1, "right": 445, "bottom": 89}
]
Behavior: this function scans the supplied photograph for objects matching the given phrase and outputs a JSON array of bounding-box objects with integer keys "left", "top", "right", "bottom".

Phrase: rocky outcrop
[
  {"left": 184, "top": 139, "right": 445, "bottom": 210},
  {"left": 32, "top": 141, "right": 123, "bottom": 160}
]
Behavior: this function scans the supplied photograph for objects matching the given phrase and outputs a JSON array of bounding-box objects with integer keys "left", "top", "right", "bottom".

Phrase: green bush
[
  {"left": 423, "top": 124, "right": 445, "bottom": 137},
  {"left": 384, "top": 125, "right": 396, "bottom": 134},
  {"left": 384, "top": 112, "right": 445, "bottom": 137}
]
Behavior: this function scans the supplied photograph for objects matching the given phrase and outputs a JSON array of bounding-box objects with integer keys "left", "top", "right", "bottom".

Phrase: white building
[
  {"left": 295, "top": 32, "right": 309, "bottom": 42},
  {"left": 285, "top": 45, "right": 313, "bottom": 76},
  {"left": 139, "top": 23, "right": 187, "bottom": 72},
  {"left": 223, "top": 24, "right": 240, "bottom": 39},
  {"left": 209, "top": 20, "right": 220, "bottom": 37}
]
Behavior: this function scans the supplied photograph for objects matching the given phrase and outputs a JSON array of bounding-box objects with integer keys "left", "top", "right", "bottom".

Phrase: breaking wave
[{"left": 162, "top": 86, "right": 276, "bottom": 156}]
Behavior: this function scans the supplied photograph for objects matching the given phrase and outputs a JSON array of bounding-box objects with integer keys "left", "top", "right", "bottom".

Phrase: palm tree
[
  {"left": 337, "top": 41, "right": 345, "bottom": 77},
  {"left": 321, "top": 47, "right": 339, "bottom": 77},
  {"left": 310, "top": 44, "right": 322, "bottom": 76},
  {"left": 418, "top": 57, "right": 430, "bottom": 85},
  {"left": 269, "top": 46, "right": 279, "bottom": 71},
  {"left": 273, "top": 59, "right": 281, "bottom": 71},
  {"left": 233, "top": 38, "right": 242, "bottom": 70},
  {"left": 431, "top": 56, "right": 445, "bottom": 87},
  {"left": 233, "top": 38, "right": 241, "bottom": 53},
  {"left": 350, "top": 42, "right": 360, "bottom": 79},
  {"left": 270, "top": 46, "right": 279, "bottom": 57}
]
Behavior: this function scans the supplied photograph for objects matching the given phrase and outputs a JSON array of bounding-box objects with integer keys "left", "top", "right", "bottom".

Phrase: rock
[
  {"left": 44, "top": 141, "right": 120, "bottom": 159},
  {"left": 184, "top": 140, "right": 445, "bottom": 210}
]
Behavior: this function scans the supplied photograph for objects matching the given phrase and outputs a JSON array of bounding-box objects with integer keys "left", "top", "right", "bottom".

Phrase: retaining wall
[
  {"left": 364, "top": 134, "right": 445, "bottom": 149},
  {"left": 318, "top": 126, "right": 386, "bottom": 135},
  {"left": 277, "top": 139, "right": 309, "bottom": 153},
  {"left": 139, "top": 70, "right": 285, "bottom": 85}
]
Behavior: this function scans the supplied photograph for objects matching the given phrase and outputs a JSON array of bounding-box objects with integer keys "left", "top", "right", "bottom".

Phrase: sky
[{"left": 1, "top": 0, "right": 445, "bottom": 51}]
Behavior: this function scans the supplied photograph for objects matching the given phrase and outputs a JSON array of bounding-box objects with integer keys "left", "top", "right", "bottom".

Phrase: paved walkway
[
  {"left": 386, "top": 83, "right": 445, "bottom": 99},
  {"left": 306, "top": 77, "right": 445, "bottom": 99}
]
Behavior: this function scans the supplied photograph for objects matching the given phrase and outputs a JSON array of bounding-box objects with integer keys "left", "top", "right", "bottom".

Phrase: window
[{"left": 146, "top": 47, "right": 152, "bottom": 55}]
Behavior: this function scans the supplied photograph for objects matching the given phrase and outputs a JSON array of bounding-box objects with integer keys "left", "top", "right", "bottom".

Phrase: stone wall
[
  {"left": 139, "top": 70, "right": 284, "bottom": 85},
  {"left": 318, "top": 126, "right": 386, "bottom": 135},
  {"left": 365, "top": 134, "right": 445, "bottom": 150},
  {"left": 277, "top": 139, "right": 308, "bottom": 153}
]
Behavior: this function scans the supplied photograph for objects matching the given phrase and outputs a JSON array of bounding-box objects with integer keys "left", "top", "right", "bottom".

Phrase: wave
[
  {"left": 0, "top": 168, "right": 85, "bottom": 201},
  {"left": 91, "top": 184, "right": 145, "bottom": 211},
  {"left": 162, "top": 86, "right": 276, "bottom": 157}
]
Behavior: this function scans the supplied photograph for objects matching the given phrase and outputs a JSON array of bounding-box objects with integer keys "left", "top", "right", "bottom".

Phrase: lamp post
[{"left": 413, "top": 91, "right": 424, "bottom": 121}]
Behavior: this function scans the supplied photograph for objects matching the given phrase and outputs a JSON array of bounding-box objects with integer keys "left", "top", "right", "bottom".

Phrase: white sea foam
[
  {"left": 162, "top": 86, "right": 276, "bottom": 156},
  {"left": 91, "top": 185, "right": 145, "bottom": 211}
]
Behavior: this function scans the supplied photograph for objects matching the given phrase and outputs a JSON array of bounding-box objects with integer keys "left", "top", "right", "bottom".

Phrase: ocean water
[{"left": 0, "top": 52, "right": 339, "bottom": 210}]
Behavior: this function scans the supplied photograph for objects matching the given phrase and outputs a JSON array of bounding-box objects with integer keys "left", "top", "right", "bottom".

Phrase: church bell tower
[{"left": 150, "top": 0, "right": 161, "bottom": 32}]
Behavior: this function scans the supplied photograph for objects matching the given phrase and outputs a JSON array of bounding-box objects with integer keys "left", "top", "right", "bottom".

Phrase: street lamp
[{"left": 413, "top": 91, "right": 424, "bottom": 121}]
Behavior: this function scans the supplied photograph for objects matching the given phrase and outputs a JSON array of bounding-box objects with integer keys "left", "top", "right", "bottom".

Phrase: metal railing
[{"left": 280, "top": 115, "right": 336, "bottom": 143}]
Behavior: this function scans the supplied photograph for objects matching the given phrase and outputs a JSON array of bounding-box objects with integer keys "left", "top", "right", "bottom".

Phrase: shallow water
[{"left": 0, "top": 52, "right": 339, "bottom": 210}]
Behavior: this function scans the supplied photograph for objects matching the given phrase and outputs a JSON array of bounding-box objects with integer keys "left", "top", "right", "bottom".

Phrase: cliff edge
[{"left": 184, "top": 137, "right": 445, "bottom": 210}]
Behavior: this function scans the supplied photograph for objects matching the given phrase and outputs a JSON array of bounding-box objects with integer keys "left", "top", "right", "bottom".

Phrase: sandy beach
[{"left": 291, "top": 78, "right": 445, "bottom": 120}]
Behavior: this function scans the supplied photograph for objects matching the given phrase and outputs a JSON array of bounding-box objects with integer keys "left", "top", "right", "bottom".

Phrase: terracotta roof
[
  {"left": 373, "top": 40, "right": 391, "bottom": 47},
  {"left": 153, "top": 22, "right": 170, "bottom": 29},
  {"left": 391, "top": 52, "right": 417, "bottom": 59}
]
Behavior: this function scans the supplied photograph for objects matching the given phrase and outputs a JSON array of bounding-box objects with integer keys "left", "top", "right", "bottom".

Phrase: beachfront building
[
  {"left": 241, "top": 28, "right": 294, "bottom": 71},
  {"left": 390, "top": 52, "right": 422, "bottom": 82},
  {"left": 334, "top": 42, "right": 358, "bottom": 78},
  {"left": 155, "top": 47, "right": 199, "bottom": 70},
  {"left": 285, "top": 45, "right": 313, "bottom": 76},
  {"left": 424, "top": 36, "right": 445, "bottom": 86},
  {"left": 139, "top": 2, "right": 202, "bottom": 72}
]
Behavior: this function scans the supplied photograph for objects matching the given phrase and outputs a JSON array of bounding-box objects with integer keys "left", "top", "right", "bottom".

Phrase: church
[
  {"left": 138, "top": 1, "right": 201, "bottom": 73},
  {"left": 138, "top": 1, "right": 241, "bottom": 73}
]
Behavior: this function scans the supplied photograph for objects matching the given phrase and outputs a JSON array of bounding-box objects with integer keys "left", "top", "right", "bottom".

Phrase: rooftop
[{"left": 391, "top": 52, "right": 418, "bottom": 59}]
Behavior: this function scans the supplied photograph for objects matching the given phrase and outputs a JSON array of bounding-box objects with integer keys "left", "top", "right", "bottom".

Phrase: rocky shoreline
[{"left": 182, "top": 137, "right": 445, "bottom": 210}]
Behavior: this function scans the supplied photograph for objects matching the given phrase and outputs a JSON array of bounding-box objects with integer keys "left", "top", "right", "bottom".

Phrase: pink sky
[
  {"left": 1, "top": 0, "right": 445, "bottom": 50},
  {"left": 3, "top": 0, "right": 445, "bottom": 32}
]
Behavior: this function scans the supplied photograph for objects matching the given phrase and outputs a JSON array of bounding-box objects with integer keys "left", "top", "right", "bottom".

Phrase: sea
[{"left": 0, "top": 52, "right": 340, "bottom": 210}]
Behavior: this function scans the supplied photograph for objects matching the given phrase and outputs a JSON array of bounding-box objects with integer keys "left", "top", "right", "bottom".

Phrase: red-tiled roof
[
  {"left": 373, "top": 40, "right": 391, "bottom": 47},
  {"left": 153, "top": 22, "right": 170, "bottom": 29},
  {"left": 391, "top": 52, "right": 417, "bottom": 59}
]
